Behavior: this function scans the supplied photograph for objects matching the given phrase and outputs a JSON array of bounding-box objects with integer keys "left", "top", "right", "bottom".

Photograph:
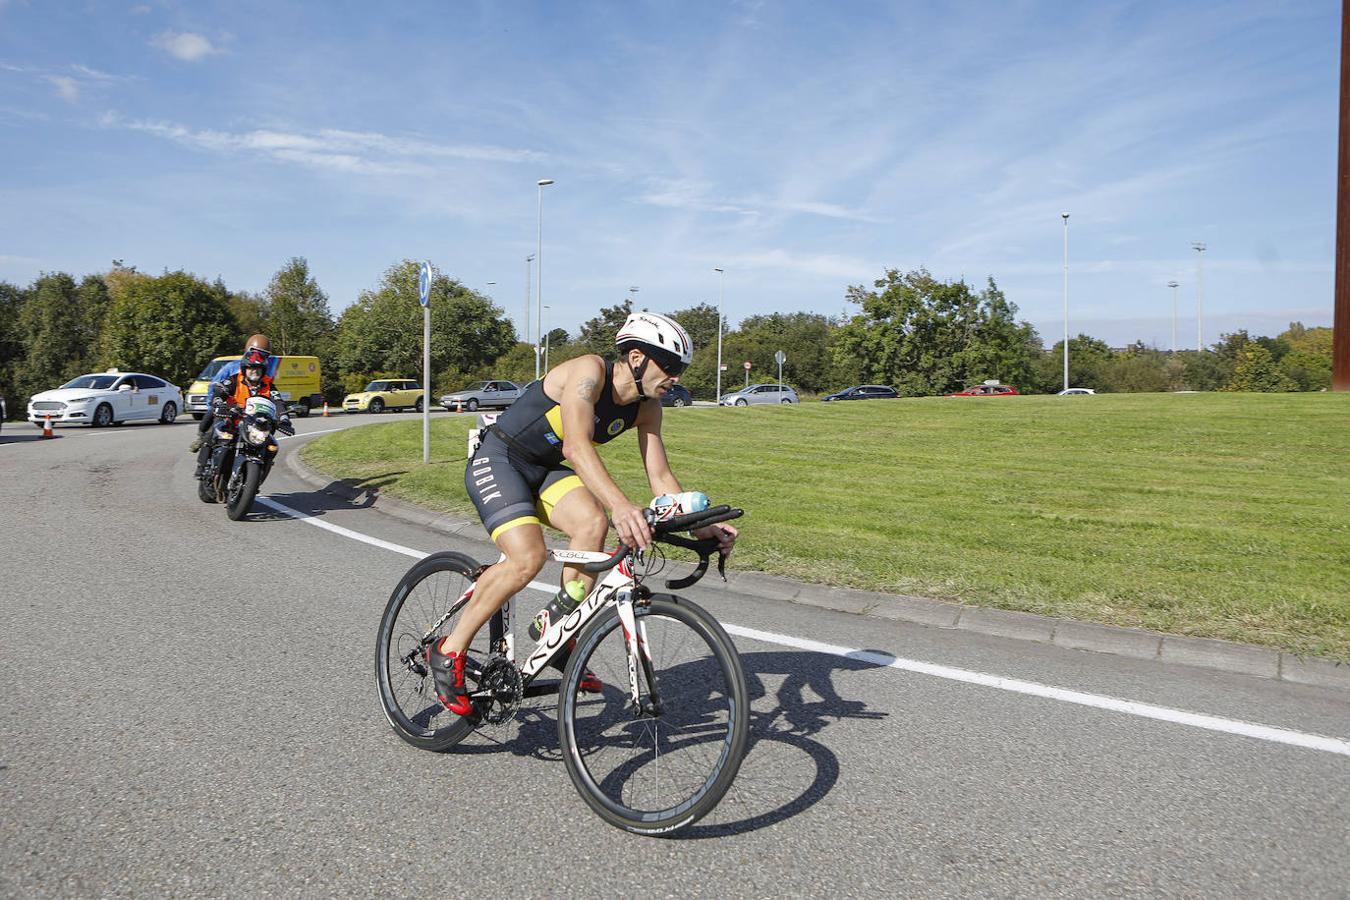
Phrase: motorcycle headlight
[{"left": 245, "top": 422, "right": 272, "bottom": 446}]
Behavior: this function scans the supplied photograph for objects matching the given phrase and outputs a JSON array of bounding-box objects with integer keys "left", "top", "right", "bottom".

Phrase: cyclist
[
  {"left": 189, "top": 334, "right": 273, "bottom": 455},
  {"left": 194, "top": 346, "right": 293, "bottom": 475},
  {"left": 427, "top": 311, "right": 739, "bottom": 715}
]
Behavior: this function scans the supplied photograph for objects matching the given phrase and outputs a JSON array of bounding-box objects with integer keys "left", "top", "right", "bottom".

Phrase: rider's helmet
[
  {"left": 244, "top": 334, "right": 272, "bottom": 354},
  {"left": 241, "top": 347, "right": 270, "bottom": 385},
  {"left": 615, "top": 312, "right": 692, "bottom": 397}
]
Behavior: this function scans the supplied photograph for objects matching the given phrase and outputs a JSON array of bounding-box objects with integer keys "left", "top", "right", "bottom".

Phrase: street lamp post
[
  {"left": 536, "top": 179, "right": 554, "bottom": 380},
  {"left": 1192, "top": 242, "right": 1206, "bottom": 351},
  {"left": 714, "top": 267, "right": 725, "bottom": 403},
  {"left": 523, "top": 255, "right": 534, "bottom": 345},
  {"left": 1061, "top": 212, "right": 1070, "bottom": 392},
  {"left": 543, "top": 305, "right": 551, "bottom": 372},
  {"left": 1167, "top": 281, "right": 1180, "bottom": 353}
]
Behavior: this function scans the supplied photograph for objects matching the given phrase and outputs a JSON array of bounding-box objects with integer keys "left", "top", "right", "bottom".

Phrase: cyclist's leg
[
  {"left": 536, "top": 470, "right": 608, "bottom": 594},
  {"left": 438, "top": 521, "right": 548, "bottom": 658}
]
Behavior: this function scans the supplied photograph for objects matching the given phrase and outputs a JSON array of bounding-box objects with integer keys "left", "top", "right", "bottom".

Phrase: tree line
[{"left": 0, "top": 260, "right": 1334, "bottom": 417}]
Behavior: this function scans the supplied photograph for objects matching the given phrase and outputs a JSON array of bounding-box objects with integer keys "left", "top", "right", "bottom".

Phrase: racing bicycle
[{"left": 375, "top": 504, "right": 749, "bottom": 835}]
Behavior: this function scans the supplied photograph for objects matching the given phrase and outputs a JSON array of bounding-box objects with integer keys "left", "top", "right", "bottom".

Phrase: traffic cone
[
  {"left": 41, "top": 414, "right": 54, "bottom": 439},
  {"left": 455, "top": 399, "right": 463, "bottom": 413},
  {"left": 322, "top": 401, "right": 330, "bottom": 417}
]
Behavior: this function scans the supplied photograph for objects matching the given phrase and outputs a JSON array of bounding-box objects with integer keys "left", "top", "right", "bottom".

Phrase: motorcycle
[{"left": 196, "top": 395, "right": 292, "bottom": 520}]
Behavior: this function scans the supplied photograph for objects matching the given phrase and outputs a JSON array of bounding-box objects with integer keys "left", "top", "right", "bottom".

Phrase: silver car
[
  {"left": 439, "top": 380, "right": 523, "bottom": 412},
  {"left": 719, "top": 383, "right": 800, "bottom": 406}
]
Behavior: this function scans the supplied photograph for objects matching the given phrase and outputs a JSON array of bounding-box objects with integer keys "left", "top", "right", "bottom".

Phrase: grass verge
[{"left": 302, "top": 393, "right": 1350, "bottom": 661}]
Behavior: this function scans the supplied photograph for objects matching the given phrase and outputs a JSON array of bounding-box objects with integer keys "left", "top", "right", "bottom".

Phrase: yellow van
[{"left": 185, "top": 355, "right": 324, "bottom": 419}]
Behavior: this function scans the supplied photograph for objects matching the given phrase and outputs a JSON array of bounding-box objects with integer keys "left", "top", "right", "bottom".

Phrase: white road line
[
  {"left": 254, "top": 495, "right": 1350, "bottom": 758},
  {"left": 278, "top": 425, "right": 350, "bottom": 439},
  {"left": 725, "top": 625, "right": 1350, "bottom": 758}
]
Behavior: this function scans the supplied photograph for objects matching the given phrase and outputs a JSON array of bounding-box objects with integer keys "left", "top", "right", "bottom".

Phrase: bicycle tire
[
  {"left": 557, "top": 596, "right": 749, "bottom": 835},
  {"left": 376, "top": 550, "right": 486, "bottom": 752}
]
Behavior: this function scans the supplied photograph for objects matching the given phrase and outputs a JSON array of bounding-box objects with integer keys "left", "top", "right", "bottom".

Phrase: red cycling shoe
[{"left": 425, "top": 641, "right": 472, "bottom": 715}]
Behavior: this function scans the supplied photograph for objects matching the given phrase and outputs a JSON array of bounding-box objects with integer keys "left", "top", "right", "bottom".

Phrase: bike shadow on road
[
  {"left": 0, "top": 433, "right": 58, "bottom": 444},
  {"left": 243, "top": 474, "right": 407, "bottom": 522},
  {"left": 435, "top": 648, "right": 889, "bottom": 838},
  {"left": 678, "top": 648, "right": 890, "bottom": 838}
]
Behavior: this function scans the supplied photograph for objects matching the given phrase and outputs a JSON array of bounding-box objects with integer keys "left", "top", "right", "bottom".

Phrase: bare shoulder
[{"left": 549, "top": 355, "right": 607, "bottom": 405}]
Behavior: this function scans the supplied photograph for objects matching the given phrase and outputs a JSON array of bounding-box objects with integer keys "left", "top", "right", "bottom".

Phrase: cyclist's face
[
  {"left": 644, "top": 354, "right": 682, "bottom": 393},
  {"left": 244, "top": 366, "right": 263, "bottom": 385}
]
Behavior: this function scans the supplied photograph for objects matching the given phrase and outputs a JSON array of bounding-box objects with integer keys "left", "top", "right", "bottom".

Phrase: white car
[
  {"left": 27, "top": 370, "right": 183, "bottom": 428},
  {"left": 719, "top": 383, "right": 800, "bottom": 406},
  {"left": 439, "top": 380, "right": 524, "bottom": 411},
  {"left": 1057, "top": 388, "right": 1096, "bottom": 395}
]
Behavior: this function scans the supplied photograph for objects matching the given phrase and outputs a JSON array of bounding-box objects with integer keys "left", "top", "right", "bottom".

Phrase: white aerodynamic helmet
[{"left": 615, "top": 311, "right": 693, "bottom": 372}]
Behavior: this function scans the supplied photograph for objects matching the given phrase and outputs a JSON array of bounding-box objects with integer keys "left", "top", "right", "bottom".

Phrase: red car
[{"left": 948, "top": 381, "right": 1019, "bottom": 397}]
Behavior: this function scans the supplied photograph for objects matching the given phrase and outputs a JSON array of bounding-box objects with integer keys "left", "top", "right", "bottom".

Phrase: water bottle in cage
[{"left": 528, "top": 579, "right": 588, "bottom": 641}]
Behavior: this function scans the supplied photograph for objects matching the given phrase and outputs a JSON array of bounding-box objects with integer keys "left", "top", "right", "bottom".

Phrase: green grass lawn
[{"left": 302, "top": 393, "right": 1350, "bottom": 661}]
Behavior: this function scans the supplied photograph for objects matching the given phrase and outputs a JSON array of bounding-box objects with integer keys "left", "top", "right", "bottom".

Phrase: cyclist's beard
[{"left": 245, "top": 370, "right": 262, "bottom": 387}]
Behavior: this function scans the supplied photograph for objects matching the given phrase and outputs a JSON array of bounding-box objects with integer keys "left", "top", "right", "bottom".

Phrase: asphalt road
[{"left": 2, "top": 414, "right": 1348, "bottom": 897}]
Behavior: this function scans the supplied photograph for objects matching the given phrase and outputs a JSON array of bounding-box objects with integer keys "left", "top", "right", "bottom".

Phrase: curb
[{"left": 283, "top": 448, "right": 1350, "bottom": 693}]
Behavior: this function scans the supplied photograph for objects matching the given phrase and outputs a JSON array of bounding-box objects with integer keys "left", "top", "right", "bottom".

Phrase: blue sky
[{"left": 0, "top": 1, "right": 1339, "bottom": 349}]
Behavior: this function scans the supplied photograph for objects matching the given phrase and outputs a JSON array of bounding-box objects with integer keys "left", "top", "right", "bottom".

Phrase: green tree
[
  {"left": 98, "top": 271, "right": 238, "bottom": 386},
  {"left": 720, "top": 312, "right": 835, "bottom": 395},
  {"left": 1032, "top": 334, "right": 1114, "bottom": 393},
  {"left": 0, "top": 280, "right": 29, "bottom": 415},
  {"left": 574, "top": 299, "right": 633, "bottom": 359},
  {"left": 1101, "top": 348, "right": 1170, "bottom": 393},
  {"left": 265, "top": 257, "right": 335, "bottom": 357},
  {"left": 659, "top": 302, "right": 722, "bottom": 399},
  {"left": 1278, "top": 349, "right": 1332, "bottom": 391},
  {"left": 333, "top": 260, "right": 514, "bottom": 388},
  {"left": 833, "top": 269, "right": 1041, "bottom": 396},
  {"left": 15, "top": 273, "right": 96, "bottom": 405},
  {"left": 1224, "top": 344, "right": 1295, "bottom": 392}
]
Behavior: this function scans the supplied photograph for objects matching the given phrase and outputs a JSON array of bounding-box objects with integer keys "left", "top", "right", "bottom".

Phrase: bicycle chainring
[{"left": 475, "top": 656, "right": 523, "bottom": 726}]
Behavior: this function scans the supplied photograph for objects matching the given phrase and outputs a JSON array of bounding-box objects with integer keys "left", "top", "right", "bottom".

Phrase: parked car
[
  {"left": 439, "top": 380, "right": 523, "bottom": 412},
  {"left": 719, "top": 383, "right": 800, "bottom": 406},
  {"left": 344, "top": 379, "right": 424, "bottom": 413},
  {"left": 27, "top": 370, "right": 183, "bottom": 427},
  {"left": 947, "top": 381, "right": 1019, "bottom": 397},
  {"left": 659, "top": 383, "right": 694, "bottom": 408},
  {"left": 1058, "top": 388, "right": 1096, "bottom": 395},
  {"left": 821, "top": 384, "right": 898, "bottom": 402}
]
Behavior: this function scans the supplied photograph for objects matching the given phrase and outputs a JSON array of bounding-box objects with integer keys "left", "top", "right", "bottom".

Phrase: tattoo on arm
[{"left": 576, "top": 376, "right": 597, "bottom": 403}]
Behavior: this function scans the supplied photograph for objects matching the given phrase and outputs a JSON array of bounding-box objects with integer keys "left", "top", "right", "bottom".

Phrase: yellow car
[{"left": 343, "top": 379, "right": 425, "bottom": 414}]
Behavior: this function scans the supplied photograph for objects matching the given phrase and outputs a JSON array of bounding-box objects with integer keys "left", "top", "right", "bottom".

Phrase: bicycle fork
[{"left": 615, "top": 589, "right": 662, "bottom": 717}]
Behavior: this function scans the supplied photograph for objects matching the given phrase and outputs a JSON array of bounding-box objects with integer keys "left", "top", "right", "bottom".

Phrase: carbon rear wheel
[{"left": 558, "top": 596, "right": 748, "bottom": 835}]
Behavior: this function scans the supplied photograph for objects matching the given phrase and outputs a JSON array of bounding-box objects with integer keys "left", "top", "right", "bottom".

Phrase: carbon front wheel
[
  {"left": 558, "top": 597, "right": 749, "bottom": 835},
  {"left": 376, "top": 551, "right": 489, "bottom": 752}
]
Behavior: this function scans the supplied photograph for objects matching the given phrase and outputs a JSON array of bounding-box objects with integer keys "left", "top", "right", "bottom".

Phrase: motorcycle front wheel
[{"left": 226, "top": 460, "right": 262, "bottom": 520}]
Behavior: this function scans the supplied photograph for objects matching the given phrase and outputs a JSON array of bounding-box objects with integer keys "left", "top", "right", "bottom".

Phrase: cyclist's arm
[
  {"left": 558, "top": 358, "right": 650, "bottom": 547},
  {"left": 635, "top": 399, "right": 738, "bottom": 552},
  {"left": 634, "top": 401, "right": 682, "bottom": 497}
]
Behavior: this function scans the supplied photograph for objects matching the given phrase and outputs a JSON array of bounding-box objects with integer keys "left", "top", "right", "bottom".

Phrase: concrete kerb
[{"left": 282, "top": 450, "right": 1347, "bottom": 692}]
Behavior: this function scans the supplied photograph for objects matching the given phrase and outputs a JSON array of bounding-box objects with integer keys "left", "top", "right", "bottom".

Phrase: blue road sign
[{"left": 418, "top": 261, "right": 432, "bottom": 308}]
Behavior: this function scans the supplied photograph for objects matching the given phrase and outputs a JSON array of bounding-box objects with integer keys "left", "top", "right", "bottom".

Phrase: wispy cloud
[
  {"left": 104, "top": 115, "right": 545, "bottom": 177},
  {"left": 730, "top": 248, "right": 875, "bottom": 280},
  {"left": 637, "top": 178, "right": 885, "bottom": 223},
  {"left": 46, "top": 75, "right": 79, "bottom": 102},
  {"left": 151, "top": 31, "right": 219, "bottom": 62}
]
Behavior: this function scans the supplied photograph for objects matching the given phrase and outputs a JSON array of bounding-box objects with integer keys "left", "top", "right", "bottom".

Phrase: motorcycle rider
[
  {"left": 189, "top": 334, "right": 274, "bottom": 455},
  {"left": 194, "top": 346, "right": 294, "bottom": 477}
]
